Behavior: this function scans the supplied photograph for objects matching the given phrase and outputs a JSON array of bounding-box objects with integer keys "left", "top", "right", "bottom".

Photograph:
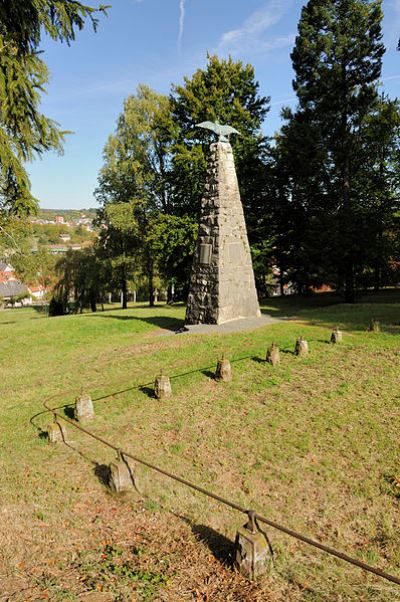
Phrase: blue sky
[{"left": 28, "top": 0, "right": 400, "bottom": 210}]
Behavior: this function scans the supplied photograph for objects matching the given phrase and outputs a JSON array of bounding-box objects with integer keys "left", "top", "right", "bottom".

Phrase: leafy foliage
[
  {"left": 265, "top": 0, "right": 399, "bottom": 299},
  {"left": 0, "top": 0, "right": 106, "bottom": 215}
]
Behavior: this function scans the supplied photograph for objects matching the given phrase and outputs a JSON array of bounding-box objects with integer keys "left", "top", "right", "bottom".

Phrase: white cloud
[
  {"left": 270, "top": 96, "right": 296, "bottom": 107},
  {"left": 382, "top": 74, "right": 400, "bottom": 81},
  {"left": 178, "top": 0, "right": 186, "bottom": 51},
  {"left": 218, "top": 0, "right": 293, "bottom": 56}
]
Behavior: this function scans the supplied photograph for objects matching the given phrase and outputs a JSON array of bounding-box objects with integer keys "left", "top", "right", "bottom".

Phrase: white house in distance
[
  {"left": 0, "top": 261, "right": 46, "bottom": 305},
  {"left": 0, "top": 262, "right": 30, "bottom": 305},
  {"left": 0, "top": 261, "right": 15, "bottom": 283}
]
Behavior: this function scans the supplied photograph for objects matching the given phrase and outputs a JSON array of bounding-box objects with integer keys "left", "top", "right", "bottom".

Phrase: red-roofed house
[{"left": 0, "top": 262, "right": 16, "bottom": 283}]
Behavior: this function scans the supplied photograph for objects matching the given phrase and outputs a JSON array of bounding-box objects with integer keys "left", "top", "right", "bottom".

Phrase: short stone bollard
[
  {"left": 294, "top": 336, "right": 308, "bottom": 356},
  {"left": 234, "top": 511, "right": 271, "bottom": 580},
  {"left": 47, "top": 420, "right": 67, "bottom": 443},
  {"left": 109, "top": 451, "right": 138, "bottom": 494},
  {"left": 155, "top": 370, "right": 172, "bottom": 399},
  {"left": 74, "top": 393, "right": 94, "bottom": 422},
  {"left": 368, "top": 318, "right": 380, "bottom": 333},
  {"left": 266, "top": 343, "right": 280, "bottom": 366},
  {"left": 331, "top": 327, "right": 343, "bottom": 344},
  {"left": 215, "top": 356, "right": 232, "bottom": 382}
]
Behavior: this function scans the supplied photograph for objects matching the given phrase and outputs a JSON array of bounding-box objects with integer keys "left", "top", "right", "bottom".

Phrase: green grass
[{"left": 1, "top": 294, "right": 399, "bottom": 601}]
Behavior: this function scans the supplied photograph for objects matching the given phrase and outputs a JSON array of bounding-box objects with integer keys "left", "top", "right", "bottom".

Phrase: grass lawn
[{"left": 1, "top": 293, "right": 399, "bottom": 601}]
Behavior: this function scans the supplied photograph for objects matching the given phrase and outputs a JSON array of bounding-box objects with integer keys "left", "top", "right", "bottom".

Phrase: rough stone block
[
  {"left": 215, "top": 357, "right": 232, "bottom": 381},
  {"left": 155, "top": 372, "right": 172, "bottom": 399},
  {"left": 109, "top": 456, "right": 137, "bottom": 493},
  {"left": 266, "top": 343, "right": 280, "bottom": 366},
  {"left": 234, "top": 521, "right": 271, "bottom": 580},
  {"left": 48, "top": 420, "right": 67, "bottom": 443},
  {"left": 368, "top": 318, "right": 380, "bottom": 332},
  {"left": 185, "top": 141, "right": 260, "bottom": 325},
  {"left": 294, "top": 337, "right": 308, "bottom": 356},
  {"left": 74, "top": 393, "right": 94, "bottom": 421},
  {"left": 331, "top": 328, "right": 342, "bottom": 343}
]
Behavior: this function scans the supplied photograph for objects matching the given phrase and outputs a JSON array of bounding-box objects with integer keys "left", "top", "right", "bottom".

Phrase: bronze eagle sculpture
[{"left": 196, "top": 120, "right": 241, "bottom": 142}]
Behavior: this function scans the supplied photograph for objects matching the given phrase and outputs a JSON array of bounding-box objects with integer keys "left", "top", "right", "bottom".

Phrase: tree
[
  {"left": 98, "top": 199, "right": 146, "bottom": 309},
  {"left": 356, "top": 95, "right": 400, "bottom": 289},
  {"left": 0, "top": 0, "right": 106, "bottom": 216},
  {"left": 146, "top": 213, "right": 197, "bottom": 302},
  {"left": 289, "top": 0, "right": 386, "bottom": 301},
  {"left": 170, "top": 54, "right": 270, "bottom": 232},
  {"left": 96, "top": 61, "right": 272, "bottom": 303},
  {"left": 95, "top": 85, "right": 190, "bottom": 307},
  {"left": 51, "top": 247, "right": 108, "bottom": 314},
  {"left": 13, "top": 246, "right": 57, "bottom": 293},
  {"left": 265, "top": 106, "right": 335, "bottom": 295}
]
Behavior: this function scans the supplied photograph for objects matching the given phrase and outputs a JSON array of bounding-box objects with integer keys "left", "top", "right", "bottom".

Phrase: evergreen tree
[
  {"left": 356, "top": 95, "right": 400, "bottom": 289},
  {"left": 0, "top": 0, "right": 106, "bottom": 216},
  {"left": 290, "top": 0, "right": 385, "bottom": 301}
]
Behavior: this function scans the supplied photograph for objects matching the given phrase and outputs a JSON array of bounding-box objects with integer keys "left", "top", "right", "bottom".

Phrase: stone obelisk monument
[{"left": 185, "top": 128, "right": 260, "bottom": 325}]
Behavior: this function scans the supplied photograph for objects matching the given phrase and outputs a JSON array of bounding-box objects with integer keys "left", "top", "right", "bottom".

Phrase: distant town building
[
  {"left": 0, "top": 262, "right": 16, "bottom": 283},
  {"left": 47, "top": 243, "right": 82, "bottom": 255},
  {"left": 55, "top": 215, "right": 65, "bottom": 224},
  {"left": 28, "top": 285, "right": 46, "bottom": 301},
  {"left": 0, "top": 280, "right": 29, "bottom": 303}
]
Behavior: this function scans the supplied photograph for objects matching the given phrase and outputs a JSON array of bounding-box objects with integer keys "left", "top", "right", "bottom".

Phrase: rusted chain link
[{"left": 43, "top": 396, "right": 400, "bottom": 586}]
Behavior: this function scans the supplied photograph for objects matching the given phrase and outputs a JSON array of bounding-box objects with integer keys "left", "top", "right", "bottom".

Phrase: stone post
[
  {"left": 331, "top": 327, "right": 342, "bottom": 343},
  {"left": 74, "top": 393, "right": 94, "bottom": 421},
  {"left": 294, "top": 337, "right": 308, "bottom": 357},
  {"left": 154, "top": 371, "right": 172, "bottom": 399},
  {"left": 215, "top": 356, "right": 232, "bottom": 382},
  {"left": 109, "top": 451, "right": 138, "bottom": 493},
  {"left": 47, "top": 420, "right": 67, "bottom": 443},
  {"left": 368, "top": 318, "right": 380, "bottom": 332},
  {"left": 234, "top": 512, "right": 271, "bottom": 580},
  {"left": 266, "top": 343, "right": 280, "bottom": 366}
]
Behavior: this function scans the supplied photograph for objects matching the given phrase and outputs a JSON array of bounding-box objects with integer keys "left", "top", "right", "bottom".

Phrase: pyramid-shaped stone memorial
[{"left": 185, "top": 141, "right": 260, "bottom": 325}]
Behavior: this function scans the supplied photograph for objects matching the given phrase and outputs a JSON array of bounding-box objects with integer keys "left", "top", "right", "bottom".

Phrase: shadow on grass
[
  {"left": 94, "top": 463, "right": 111, "bottom": 488},
  {"left": 251, "top": 356, "right": 265, "bottom": 365},
  {"left": 64, "top": 406, "right": 75, "bottom": 419},
  {"left": 63, "top": 441, "right": 112, "bottom": 489},
  {"left": 139, "top": 385, "right": 155, "bottom": 399},
  {"left": 261, "top": 290, "right": 400, "bottom": 333},
  {"left": 192, "top": 524, "right": 234, "bottom": 566},
  {"left": 201, "top": 369, "right": 215, "bottom": 380},
  {"left": 86, "top": 313, "right": 185, "bottom": 333}
]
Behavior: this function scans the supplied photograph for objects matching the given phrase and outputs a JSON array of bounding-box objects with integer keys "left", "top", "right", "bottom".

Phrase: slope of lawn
[{"left": 0, "top": 293, "right": 399, "bottom": 601}]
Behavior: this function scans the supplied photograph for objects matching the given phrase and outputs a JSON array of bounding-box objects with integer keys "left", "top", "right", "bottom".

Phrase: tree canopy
[
  {"left": 0, "top": 0, "right": 107, "bottom": 216},
  {"left": 263, "top": 0, "right": 400, "bottom": 300}
]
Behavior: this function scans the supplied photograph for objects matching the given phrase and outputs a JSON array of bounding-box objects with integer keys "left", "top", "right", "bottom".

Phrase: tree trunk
[
  {"left": 278, "top": 256, "right": 285, "bottom": 297},
  {"left": 374, "top": 160, "right": 385, "bottom": 292},
  {"left": 90, "top": 296, "right": 97, "bottom": 312},
  {"left": 374, "top": 224, "right": 383, "bottom": 292},
  {"left": 167, "top": 283, "right": 174, "bottom": 304},
  {"left": 121, "top": 276, "right": 128, "bottom": 309},
  {"left": 147, "top": 257, "right": 155, "bottom": 307},
  {"left": 341, "top": 113, "right": 355, "bottom": 303}
]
